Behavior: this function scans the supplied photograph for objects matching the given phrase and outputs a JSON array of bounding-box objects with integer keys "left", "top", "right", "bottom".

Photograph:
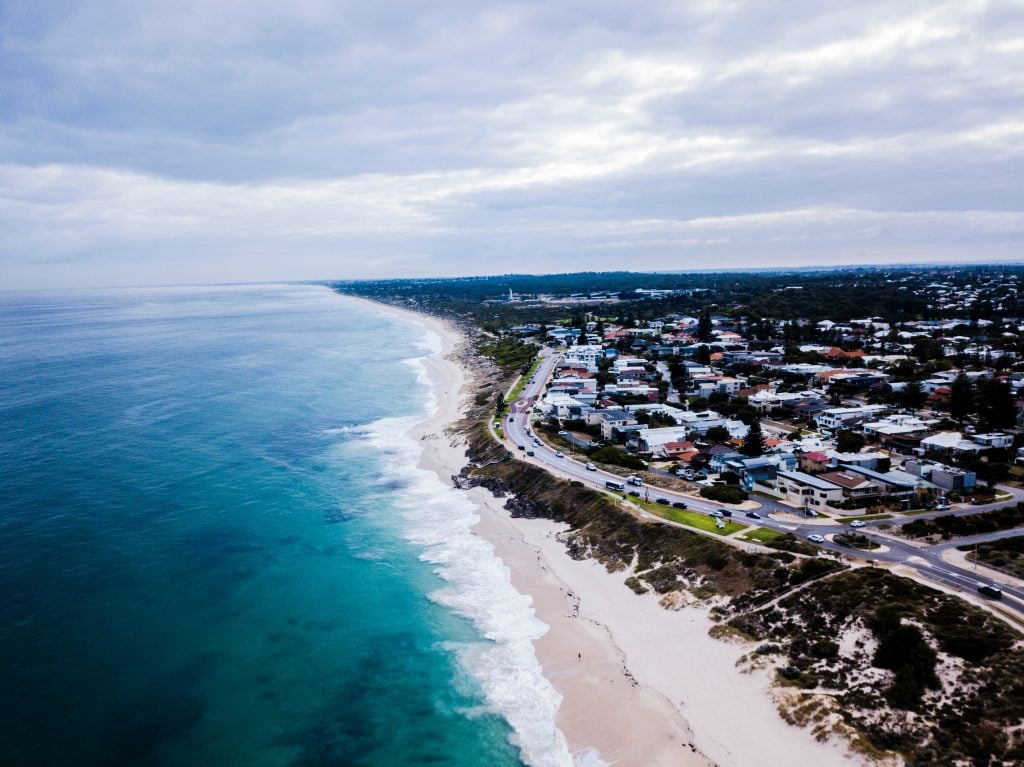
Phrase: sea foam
[{"left": 355, "top": 332, "right": 603, "bottom": 767}]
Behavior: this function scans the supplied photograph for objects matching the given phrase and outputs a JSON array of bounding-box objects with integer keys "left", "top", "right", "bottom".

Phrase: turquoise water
[{"left": 0, "top": 285, "right": 556, "bottom": 767}]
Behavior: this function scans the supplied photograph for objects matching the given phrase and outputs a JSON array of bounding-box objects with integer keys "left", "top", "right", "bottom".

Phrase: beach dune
[{"left": 363, "top": 297, "right": 865, "bottom": 767}]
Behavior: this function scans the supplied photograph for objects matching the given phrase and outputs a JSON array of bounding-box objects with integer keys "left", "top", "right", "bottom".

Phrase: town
[{"left": 335, "top": 267, "right": 1024, "bottom": 765}]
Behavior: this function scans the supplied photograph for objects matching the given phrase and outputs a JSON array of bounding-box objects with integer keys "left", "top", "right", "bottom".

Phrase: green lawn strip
[
  {"left": 628, "top": 496, "right": 747, "bottom": 536},
  {"left": 836, "top": 513, "right": 893, "bottom": 524},
  {"left": 740, "top": 527, "right": 786, "bottom": 544},
  {"left": 506, "top": 358, "right": 542, "bottom": 402}
]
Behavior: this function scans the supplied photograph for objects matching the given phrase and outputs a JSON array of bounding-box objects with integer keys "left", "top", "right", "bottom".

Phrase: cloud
[{"left": 0, "top": 0, "right": 1022, "bottom": 287}]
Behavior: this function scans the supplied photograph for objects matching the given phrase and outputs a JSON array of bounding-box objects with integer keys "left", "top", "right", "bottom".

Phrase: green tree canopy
[
  {"left": 740, "top": 419, "right": 766, "bottom": 457},
  {"left": 949, "top": 374, "right": 974, "bottom": 423},
  {"left": 835, "top": 430, "right": 866, "bottom": 454},
  {"left": 705, "top": 425, "right": 731, "bottom": 444}
]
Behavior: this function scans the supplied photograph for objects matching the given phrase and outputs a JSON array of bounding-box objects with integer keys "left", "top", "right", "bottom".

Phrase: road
[{"left": 495, "top": 351, "right": 1024, "bottom": 618}]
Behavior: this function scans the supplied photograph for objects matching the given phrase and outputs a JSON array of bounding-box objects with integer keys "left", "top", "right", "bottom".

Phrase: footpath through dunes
[
  {"left": 353, "top": 291, "right": 1024, "bottom": 767},
  {"left": 385, "top": 301, "right": 861, "bottom": 766},
  {"left": 446, "top": 327, "right": 1022, "bottom": 767}
]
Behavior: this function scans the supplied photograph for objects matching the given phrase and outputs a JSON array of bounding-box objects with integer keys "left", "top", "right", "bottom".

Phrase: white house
[
  {"left": 816, "top": 405, "right": 889, "bottom": 431},
  {"left": 775, "top": 471, "right": 845, "bottom": 509}
]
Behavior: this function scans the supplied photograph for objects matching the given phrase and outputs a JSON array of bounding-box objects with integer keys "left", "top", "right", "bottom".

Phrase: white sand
[{"left": 350, "top": 294, "right": 866, "bottom": 767}]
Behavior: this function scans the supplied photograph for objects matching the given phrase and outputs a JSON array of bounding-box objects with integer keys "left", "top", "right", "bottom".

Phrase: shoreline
[{"left": 346, "top": 293, "right": 864, "bottom": 767}]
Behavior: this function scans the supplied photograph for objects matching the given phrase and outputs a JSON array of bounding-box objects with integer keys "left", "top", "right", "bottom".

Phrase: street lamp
[{"left": 966, "top": 522, "right": 978, "bottom": 572}]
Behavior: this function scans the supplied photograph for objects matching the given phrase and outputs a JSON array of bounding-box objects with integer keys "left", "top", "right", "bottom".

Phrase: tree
[
  {"left": 694, "top": 345, "right": 711, "bottom": 365},
  {"left": 976, "top": 379, "right": 1017, "bottom": 431},
  {"left": 901, "top": 381, "right": 927, "bottom": 411},
  {"left": 705, "top": 425, "right": 731, "bottom": 444},
  {"left": 835, "top": 430, "right": 865, "bottom": 454},
  {"left": 697, "top": 308, "right": 713, "bottom": 342},
  {"left": 740, "top": 420, "right": 766, "bottom": 457},
  {"left": 949, "top": 374, "right": 974, "bottom": 423}
]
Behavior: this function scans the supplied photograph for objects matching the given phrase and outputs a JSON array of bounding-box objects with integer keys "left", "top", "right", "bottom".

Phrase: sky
[{"left": 2, "top": 0, "right": 1023, "bottom": 288}]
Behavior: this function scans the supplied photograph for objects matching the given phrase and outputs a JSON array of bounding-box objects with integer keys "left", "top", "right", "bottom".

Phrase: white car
[
  {"left": 554, "top": 451, "right": 565, "bottom": 458},
  {"left": 807, "top": 534, "right": 825, "bottom": 543},
  {"left": 935, "top": 504, "right": 951, "bottom": 511},
  {"left": 585, "top": 462, "right": 597, "bottom": 471},
  {"left": 710, "top": 511, "right": 724, "bottom": 518},
  {"left": 850, "top": 520, "right": 866, "bottom": 528}
]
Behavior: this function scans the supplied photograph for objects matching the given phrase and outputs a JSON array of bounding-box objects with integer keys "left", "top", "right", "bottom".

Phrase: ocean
[{"left": 0, "top": 284, "right": 574, "bottom": 767}]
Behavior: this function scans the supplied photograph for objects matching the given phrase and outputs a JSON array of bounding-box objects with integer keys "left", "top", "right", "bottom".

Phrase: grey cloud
[{"left": 1, "top": 0, "right": 1022, "bottom": 287}]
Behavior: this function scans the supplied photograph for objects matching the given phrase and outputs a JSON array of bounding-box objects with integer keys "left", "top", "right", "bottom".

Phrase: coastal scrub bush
[
  {"left": 478, "top": 338, "right": 538, "bottom": 372},
  {"left": 699, "top": 485, "right": 748, "bottom": 504},
  {"left": 900, "top": 503, "right": 1024, "bottom": 538},
  {"left": 586, "top": 446, "right": 645, "bottom": 470}
]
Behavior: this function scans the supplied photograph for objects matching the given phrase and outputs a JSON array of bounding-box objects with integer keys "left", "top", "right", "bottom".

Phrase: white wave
[{"left": 358, "top": 412, "right": 601, "bottom": 767}]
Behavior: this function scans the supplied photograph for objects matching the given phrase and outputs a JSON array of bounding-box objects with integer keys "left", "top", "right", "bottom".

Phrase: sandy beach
[{"left": 354, "top": 295, "right": 865, "bottom": 767}]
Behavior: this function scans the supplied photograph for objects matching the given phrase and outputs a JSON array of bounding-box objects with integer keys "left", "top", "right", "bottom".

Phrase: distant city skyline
[{"left": 3, "top": 1, "right": 1023, "bottom": 289}]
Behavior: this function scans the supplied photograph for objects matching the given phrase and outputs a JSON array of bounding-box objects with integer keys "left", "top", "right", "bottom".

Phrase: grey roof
[
  {"left": 777, "top": 470, "right": 843, "bottom": 491},
  {"left": 839, "top": 464, "right": 917, "bottom": 488}
]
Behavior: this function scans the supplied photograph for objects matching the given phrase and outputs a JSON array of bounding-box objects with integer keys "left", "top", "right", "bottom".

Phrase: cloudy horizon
[{"left": 2, "top": 1, "right": 1023, "bottom": 288}]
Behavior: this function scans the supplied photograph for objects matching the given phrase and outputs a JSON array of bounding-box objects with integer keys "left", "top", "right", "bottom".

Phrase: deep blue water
[{"left": 0, "top": 285, "right": 534, "bottom": 767}]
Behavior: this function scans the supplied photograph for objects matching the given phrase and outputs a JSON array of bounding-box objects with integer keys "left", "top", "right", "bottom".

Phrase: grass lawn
[
  {"left": 740, "top": 527, "right": 787, "bottom": 544},
  {"left": 627, "top": 496, "right": 747, "bottom": 535},
  {"left": 506, "top": 358, "right": 542, "bottom": 402}
]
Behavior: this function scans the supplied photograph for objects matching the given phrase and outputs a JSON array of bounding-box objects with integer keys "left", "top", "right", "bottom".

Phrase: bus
[{"left": 605, "top": 480, "right": 626, "bottom": 491}]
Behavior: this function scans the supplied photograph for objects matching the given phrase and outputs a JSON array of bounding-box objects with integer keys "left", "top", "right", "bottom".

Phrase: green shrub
[
  {"left": 587, "top": 446, "right": 645, "bottom": 470},
  {"left": 699, "top": 485, "right": 748, "bottom": 504}
]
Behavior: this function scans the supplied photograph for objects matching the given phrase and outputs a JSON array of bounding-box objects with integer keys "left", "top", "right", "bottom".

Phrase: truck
[{"left": 626, "top": 475, "right": 644, "bottom": 486}]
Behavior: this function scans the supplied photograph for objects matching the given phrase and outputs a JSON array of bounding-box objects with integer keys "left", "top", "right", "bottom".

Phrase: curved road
[{"left": 495, "top": 350, "right": 1024, "bottom": 618}]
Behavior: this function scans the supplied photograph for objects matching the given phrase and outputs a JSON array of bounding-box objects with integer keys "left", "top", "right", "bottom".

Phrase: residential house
[
  {"left": 838, "top": 465, "right": 918, "bottom": 502},
  {"left": 799, "top": 451, "right": 830, "bottom": 474},
  {"left": 776, "top": 471, "right": 845, "bottom": 509},
  {"left": 817, "top": 469, "right": 880, "bottom": 501}
]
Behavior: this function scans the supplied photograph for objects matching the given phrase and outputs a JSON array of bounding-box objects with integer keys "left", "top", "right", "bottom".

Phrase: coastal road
[{"left": 496, "top": 357, "right": 1024, "bottom": 618}]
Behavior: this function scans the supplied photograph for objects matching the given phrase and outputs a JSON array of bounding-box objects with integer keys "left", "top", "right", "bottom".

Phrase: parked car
[
  {"left": 655, "top": 498, "right": 669, "bottom": 505},
  {"left": 745, "top": 511, "right": 761, "bottom": 519},
  {"left": 628, "top": 490, "right": 641, "bottom": 498},
  {"left": 671, "top": 501, "right": 687, "bottom": 509},
  {"left": 807, "top": 534, "right": 825, "bottom": 543},
  {"left": 585, "top": 462, "right": 597, "bottom": 471},
  {"left": 850, "top": 520, "right": 866, "bottom": 528}
]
